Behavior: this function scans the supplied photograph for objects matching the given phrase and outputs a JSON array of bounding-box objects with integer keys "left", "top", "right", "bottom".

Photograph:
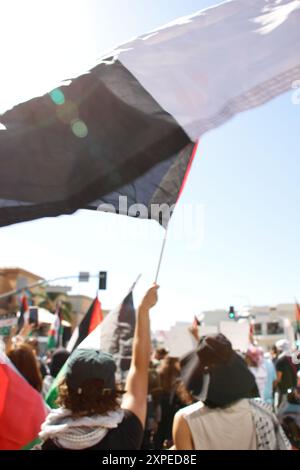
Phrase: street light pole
[{"left": 0, "top": 274, "right": 100, "bottom": 300}]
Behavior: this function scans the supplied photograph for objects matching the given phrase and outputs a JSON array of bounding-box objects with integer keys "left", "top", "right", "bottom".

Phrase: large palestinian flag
[
  {"left": 80, "top": 291, "right": 136, "bottom": 373},
  {"left": 0, "top": 0, "right": 299, "bottom": 227}
]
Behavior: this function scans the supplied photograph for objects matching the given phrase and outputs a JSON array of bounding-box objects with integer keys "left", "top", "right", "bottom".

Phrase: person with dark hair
[
  {"left": 141, "top": 362, "right": 162, "bottom": 450},
  {"left": 38, "top": 284, "right": 159, "bottom": 450},
  {"left": 42, "top": 348, "right": 70, "bottom": 397},
  {"left": 25, "top": 337, "right": 48, "bottom": 378},
  {"left": 154, "top": 356, "right": 191, "bottom": 449},
  {"left": 172, "top": 334, "right": 290, "bottom": 450},
  {"left": 271, "top": 344, "right": 279, "bottom": 363},
  {"left": 7, "top": 342, "right": 43, "bottom": 393},
  {"left": 275, "top": 340, "right": 300, "bottom": 407},
  {"left": 277, "top": 371, "right": 300, "bottom": 450},
  {"left": 153, "top": 347, "right": 168, "bottom": 363}
]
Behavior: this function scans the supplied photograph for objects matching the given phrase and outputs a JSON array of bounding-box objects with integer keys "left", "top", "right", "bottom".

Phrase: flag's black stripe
[
  {"left": 88, "top": 141, "right": 195, "bottom": 227},
  {"left": 71, "top": 298, "right": 98, "bottom": 352},
  {"left": 0, "top": 59, "right": 191, "bottom": 227},
  {"left": 99, "top": 292, "right": 135, "bottom": 372}
]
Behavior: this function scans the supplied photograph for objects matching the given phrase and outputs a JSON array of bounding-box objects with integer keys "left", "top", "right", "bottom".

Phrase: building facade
[{"left": 0, "top": 267, "right": 44, "bottom": 314}]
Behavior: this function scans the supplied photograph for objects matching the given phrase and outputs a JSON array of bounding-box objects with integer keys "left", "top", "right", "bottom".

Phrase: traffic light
[
  {"left": 228, "top": 306, "right": 236, "bottom": 320},
  {"left": 98, "top": 271, "right": 107, "bottom": 290}
]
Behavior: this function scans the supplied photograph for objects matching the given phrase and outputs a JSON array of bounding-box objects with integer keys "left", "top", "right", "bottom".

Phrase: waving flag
[
  {"left": 295, "top": 301, "right": 300, "bottom": 337},
  {"left": 0, "top": 0, "right": 299, "bottom": 227},
  {"left": 46, "top": 290, "right": 136, "bottom": 408},
  {"left": 67, "top": 296, "right": 103, "bottom": 353},
  {"left": 47, "top": 304, "right": 62, "bottom": 350},
  {"left": 17, "top": 294, "right": 29, "bottom": 331},
  {"left": 0, "top": 352, "right": 47, "bottom": 450},
  {"left": 80, "top": 291, "right": 136, "bottom": 373}
]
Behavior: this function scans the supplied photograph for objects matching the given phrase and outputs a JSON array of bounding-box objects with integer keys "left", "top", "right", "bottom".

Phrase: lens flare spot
[
  {"left": 71, "top": 119, "right": 88, "bottom": 138},
  {"left": 56, "top": 101, "right": 78, "bottom": 124},
  {"left": 49, "top": 89, "right": 65, "bottom": 106}
]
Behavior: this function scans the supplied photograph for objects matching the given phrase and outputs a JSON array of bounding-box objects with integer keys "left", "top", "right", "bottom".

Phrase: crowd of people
[{"left": 1, "top": 284, "right": 300, "bottom": 450}]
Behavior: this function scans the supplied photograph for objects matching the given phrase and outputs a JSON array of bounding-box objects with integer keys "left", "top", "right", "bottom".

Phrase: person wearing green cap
[{"left": 39, "top": 284, "right": 159, "bottom": 450}]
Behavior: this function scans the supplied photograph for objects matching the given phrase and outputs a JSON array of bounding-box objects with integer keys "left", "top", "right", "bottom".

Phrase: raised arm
[
  {"left": 5, "top": 322, "right": 34, "bottom": 354},
  {"left": 188, "top": 324, "right": 200, "bottom": 345},
  {"left": 121, "top": 284, "right": 159, "bottom": 427}
]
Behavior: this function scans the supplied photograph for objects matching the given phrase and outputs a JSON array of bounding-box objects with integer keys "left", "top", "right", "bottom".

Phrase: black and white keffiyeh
[{"left": 249, "top": 399, "right": 291, "bottom": 450}]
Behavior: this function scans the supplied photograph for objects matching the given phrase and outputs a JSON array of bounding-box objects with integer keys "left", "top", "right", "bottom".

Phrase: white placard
[
  {"left": 199, "top": 325, "right": 218, "bottom": 337},
  {"left": 164, "top": 324, "right": 195, "bottom": 358},
  {"left": 220, "top": 321, "right": 249, "bottom": 352}
]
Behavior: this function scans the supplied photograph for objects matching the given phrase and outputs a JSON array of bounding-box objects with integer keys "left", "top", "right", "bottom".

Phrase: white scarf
[{"left": 39, "top": 407, "right": 124, "bottom": 450}]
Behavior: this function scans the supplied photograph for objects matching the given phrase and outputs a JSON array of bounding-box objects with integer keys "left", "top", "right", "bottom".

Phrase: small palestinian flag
[
  {"left": 47, "top": 304, "right": 63, "bottom": 350},
  {"left": 46, "top": 290, "right": 135, "bottom": 408},
  {"left": 67, "top": 296, "right": 103, "bottom": 353},
  {"left": 295, "top": 301, "right": 300, "bottom": 336},
  {"left": 249, "top": 321, "right": 255, "bottom": 345},
  {"left": 17, "top": 294, "right": 29, "bottom": 331}
]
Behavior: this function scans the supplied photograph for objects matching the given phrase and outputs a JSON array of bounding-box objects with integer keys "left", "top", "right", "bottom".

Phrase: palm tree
[{"left": 38, "top": 291, "right": 73, "bottom": 323}]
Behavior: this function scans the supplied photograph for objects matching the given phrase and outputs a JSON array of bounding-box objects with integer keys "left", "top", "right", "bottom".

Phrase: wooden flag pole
[{"left": 154, "top": 224, "right": 170, "bottom": 283}]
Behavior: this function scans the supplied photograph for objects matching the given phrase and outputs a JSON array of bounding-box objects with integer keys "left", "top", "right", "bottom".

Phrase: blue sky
[{"left": 0, "top": 0, "right": 299, "bottom": 330}]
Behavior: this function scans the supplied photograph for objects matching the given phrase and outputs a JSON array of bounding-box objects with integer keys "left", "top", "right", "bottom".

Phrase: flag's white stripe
[
  {"left": 76, "top": 288, "right": 135, "bottom": 351},
  {"left": 66, "top": 326, "right": 79, "bottom": 352},
  {"left": 117, "top": 0, "right": 300, "bottom": 141},
  {"left": 77, "top": 322, "right": 102, "bottom": 350},
  {"left": 0, "top": 351, "right": 12, "bottom": 366}
]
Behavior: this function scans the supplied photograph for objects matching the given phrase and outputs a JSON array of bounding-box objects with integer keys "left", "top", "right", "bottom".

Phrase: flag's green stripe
[
  {"left": 21, "top": 437, "right": 42, "bottom": 450},
  {"left": 47, "top": 335, "right": 56, "bottom": 350},
  {"left": 45, "top": 361, "right": 68, "bottom": 408}
]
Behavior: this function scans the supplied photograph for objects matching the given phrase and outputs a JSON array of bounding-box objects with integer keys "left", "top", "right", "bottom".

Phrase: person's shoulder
[
  {"left": 177, "top": 401, "right": 204, "bottom": 419},
  {"left": 105, "top": 409, "right": 144, "bottom": 450},
  {"left": 276, "top": 354, "right": 287, "bottom": 366},
  {"left": 249, "top": 397, "right": 274, "bottom": 416},
  {"left": 121, "top": 409, "right": 144, "bottom": 430}
]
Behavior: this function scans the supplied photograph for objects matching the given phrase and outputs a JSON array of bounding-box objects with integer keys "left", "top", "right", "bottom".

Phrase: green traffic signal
[{"left": 228, "top": 306, "right": 235, "bottom": 319}]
